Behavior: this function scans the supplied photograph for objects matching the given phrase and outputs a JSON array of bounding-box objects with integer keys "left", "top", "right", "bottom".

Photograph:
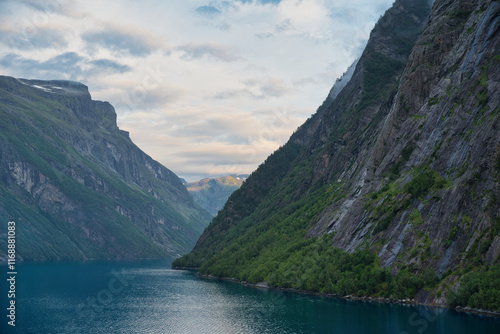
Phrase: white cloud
[
  {"left": 0, "top": 0, "right": 395, "bottom": 181},
  {"left": 82, "top": 22, "right": 169, "bottom": 57},
  {"left": 175, "top": 42, "right": 241, "bottom": 62}
]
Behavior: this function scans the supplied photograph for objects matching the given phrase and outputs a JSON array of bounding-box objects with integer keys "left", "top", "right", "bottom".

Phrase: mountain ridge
[
  {"left": 0, "top": 76, "right": 212, "bottom": 260},
  {"left": 185, "top": 175, "right": 246, "bottom": 216},
  {"left": 174, "top": 0, "right": 500, "bottom": 312}
]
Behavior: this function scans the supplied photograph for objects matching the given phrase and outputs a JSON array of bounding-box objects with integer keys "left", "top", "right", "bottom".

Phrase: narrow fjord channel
[{"left": 2, "top": 260, "right": 498, "bottom": 333}]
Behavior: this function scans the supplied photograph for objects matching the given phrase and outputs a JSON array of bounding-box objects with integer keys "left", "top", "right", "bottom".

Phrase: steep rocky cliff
[
  {"left": 0, "top": 76, "right": 212, "bottom": 260},
  {"left": 174, "top": 0, "right": 500, "bottom": 311}
]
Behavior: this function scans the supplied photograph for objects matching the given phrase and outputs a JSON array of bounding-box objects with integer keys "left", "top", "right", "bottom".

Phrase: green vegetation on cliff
[
  {"left": 174, "top": 0, "right": 500, "bottom": 313},
  {"left": 447, "top": 265, "right": 500, "bottom": 312},
  {"left": 0, "top": 77, "right": 211, "bottom": 260},
  {"left": 174, "top": 0, "right": 432, "bottom": 267},
  {"left": 173, "top": 142, "right": 302, "bottom": 268}
]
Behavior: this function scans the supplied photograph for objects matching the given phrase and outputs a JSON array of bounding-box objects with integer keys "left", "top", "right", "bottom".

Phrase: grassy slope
[
  {"left": 174, "top": 0, "right": 500, "bottom": 313},
  {"left": 0, "top": 78, "right": 211, "bottom": 260}
]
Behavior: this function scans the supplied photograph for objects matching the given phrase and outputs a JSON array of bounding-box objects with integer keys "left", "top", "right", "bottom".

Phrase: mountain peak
[
  {"left": 0, "top": 76, "right": 211, "bottom": 260},
  {"left": 0, "top": 75, "right": 90, "bottom": 96},
  {"left": 185, "top": 175, "right": 245, "bottom": 216}
]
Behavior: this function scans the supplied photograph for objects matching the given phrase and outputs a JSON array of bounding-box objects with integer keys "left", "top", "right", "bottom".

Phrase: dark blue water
[{"left": 1, "top": 260, "right": 498, "bottom": 333}]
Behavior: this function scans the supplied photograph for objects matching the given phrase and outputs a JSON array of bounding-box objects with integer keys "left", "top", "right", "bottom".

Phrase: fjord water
[{"left": 1, "top": 261, "right": 498, "bottom": 334}]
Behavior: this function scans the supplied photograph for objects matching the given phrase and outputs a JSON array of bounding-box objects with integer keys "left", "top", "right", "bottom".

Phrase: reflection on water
[{"left": 1, "top": 260, "right": 498, "bottom": 333}]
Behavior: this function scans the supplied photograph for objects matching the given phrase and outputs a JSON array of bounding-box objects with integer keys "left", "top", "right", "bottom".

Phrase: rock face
[
  {"left": 328, "top": 1, "right": 500, "bottom": 264},
  {"left": 174, "top": 0, "right": 500, "bottom": 308},
  {"left": 320, "top": 0, "right": 500, "bottom": 303},
  {"left": 186, "top": 175, "right": 246, "bottom": 216},
  {"left": 0, "top": 76, "right": 212, "bottom": 260}
]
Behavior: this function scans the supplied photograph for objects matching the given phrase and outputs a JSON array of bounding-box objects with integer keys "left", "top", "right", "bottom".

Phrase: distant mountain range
[
  {"left": 185, "top": 175, "right": 247, "bottom": 216},
  {"left": 0, "top": 76, "right": 212, "bottom": 260}
]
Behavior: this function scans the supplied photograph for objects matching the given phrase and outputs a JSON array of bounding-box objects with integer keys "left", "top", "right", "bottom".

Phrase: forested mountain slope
[
  {"left": 0, "top": 77, "right": 212, "bottom": 260},
  {"left": 174, "top": 0, "right": 500, "bottom": 311}
]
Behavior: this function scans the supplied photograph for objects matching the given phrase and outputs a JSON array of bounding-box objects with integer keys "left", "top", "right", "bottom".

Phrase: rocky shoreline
[{"left": 191, "top": 272, "right": 500, "bottom": 318}]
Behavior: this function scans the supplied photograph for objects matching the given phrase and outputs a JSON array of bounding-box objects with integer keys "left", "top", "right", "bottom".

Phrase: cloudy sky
[{"left": 0, "top": 0, "right": 395, "bottom": 181}]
